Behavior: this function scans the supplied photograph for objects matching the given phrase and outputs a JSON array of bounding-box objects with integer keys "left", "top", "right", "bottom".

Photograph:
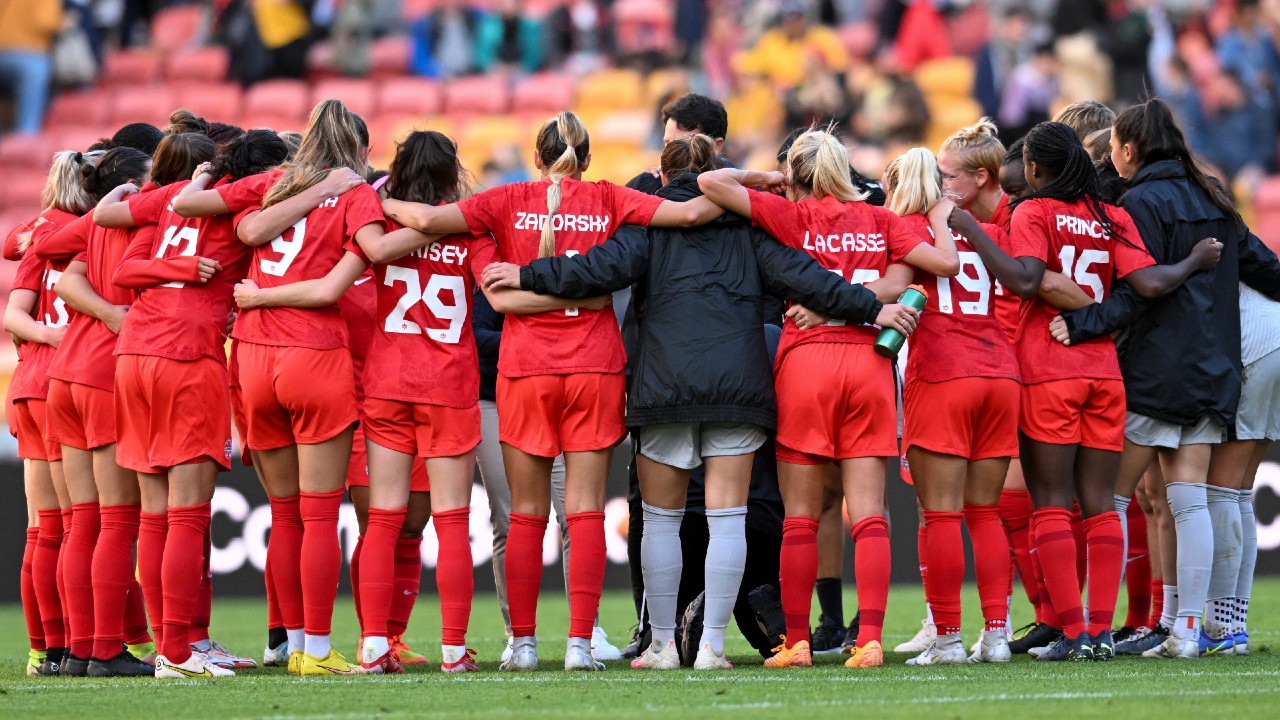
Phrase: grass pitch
[{"left": 1, "top": 581, "right": 1277, "bottom": 719}]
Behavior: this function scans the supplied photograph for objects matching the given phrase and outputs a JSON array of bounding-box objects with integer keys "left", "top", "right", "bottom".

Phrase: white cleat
[
  {"left": 201, "top": 640, "right": 257, "bottom": 669},
  {"left": 500, "top": 637, "right": 538, "bottom": 672},
  {"left": 907, "top": 639, "right": 967, "bottom": 666},
  {"left": 968, "top": 629, "right": 1012, "bottom": 664},
  {"left": 500, "top": 636, "right": 515, "bottom": 664},
  {"left": 564, "top": 637, "right": 605, "bottom": 671},
  {"left": 263, "top": 640, "right": 289, "bottom": 667},
  {"left": 591, "top": 626, "right": 623, "bottom": 661},
  {"left": 693, "top": 643, "right": 734, "bottom": 670},
  {"left": 155, "top": 653, "right": 235, "bottom": 679},
  {"left": 1142, "top": 635, "right": 1199, "bottom": 659},
  {"left": 895, "top": 619, "right": 936, "bottom": 654},
  {"left": 629, "top": 640, "right": 680, "bottom": 670}
]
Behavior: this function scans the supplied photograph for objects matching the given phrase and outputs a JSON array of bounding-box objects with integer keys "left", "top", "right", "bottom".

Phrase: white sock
[
  {"left": 1235, "top": 489, "right": 1257, "bottom": 634},
  {"left": 703, "top": 507, "right": 748, "bottom": 655},
  {"left": 1235, "top": 598, "right": 1251, "bottom": 635},
  {"left": 286, "top": 629, "right": 304, "bottom": 655},
  {"left": 441, "top": 644, "right": 466, "bottom": 664},
  {"left": 1114, "top": 494, "right": 1131, "bottom": 577},
  {"left": 1166, "top": 482, "right": 1212, "bottom": 634},
  {"left": 362, "top": 636, "right": 388, "bottom": 661},
  {"left": 640, "top": 503, "right": 684, "bottom": 645},
  {"left": 925, "top": 604, "right": 934, "bottom": 625},
  {"left": 304, "top": 634, "right": 331, "bottom": 658},
  {"left": 1159, "top": 585, "right": 1178, "bottom": 630},
  {"left": 936, "top": 631, "right": 963, "bottom": 649}
]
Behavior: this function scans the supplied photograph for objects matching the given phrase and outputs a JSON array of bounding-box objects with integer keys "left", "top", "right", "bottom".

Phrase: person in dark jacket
[
  {"left": 480, "top": 134, "right": 919, "bottom": 670},
  {"left": 1052, "top": 98, "right": 1280, "bottom": 658}
]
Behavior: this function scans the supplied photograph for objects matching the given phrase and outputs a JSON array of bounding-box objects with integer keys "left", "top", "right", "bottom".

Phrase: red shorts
[
  {"left": 1020, "top": 378, "right": 1125, "bottom": 452},
  {"left": 363, "top": 397, "right": 481, "bottom": 458},
  {"left": 497, "top": 372, "right": 626, "bottom": 457},
  {"left": 775, "top": 342, "right": 897, "bottom": 464},
  {"left": 114, "top": 355, "right": 233, "bottom": 473},
  {"left": 229, "top": 382, "right": 251, "bottom": 466},
  {"left": 236, "top": 342, "right": 358, "bottom": 450},
  {"left": 46, "top": 379, "right": 116, "bottom": 451},
  {"left": 346, "top": 423, "right": 431, "bottom": 493},
  {"left": 904, "top": 376, "right": 1020, "bottom": 461},
  {"left": 12, "top": 399, "right": 61, "bottom": 462}
]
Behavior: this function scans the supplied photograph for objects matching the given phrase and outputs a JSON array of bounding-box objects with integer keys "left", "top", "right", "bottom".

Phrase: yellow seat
[
  {"left": 576, "top": 68, "right": 645, "bottom": 111},
  {"left": 913, "top": 57, "right": 976, "bottom": 100}
]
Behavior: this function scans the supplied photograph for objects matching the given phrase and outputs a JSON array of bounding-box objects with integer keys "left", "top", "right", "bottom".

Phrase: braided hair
[{"left": 1018, "top": 121, "right": 1133, "bottom": 247}]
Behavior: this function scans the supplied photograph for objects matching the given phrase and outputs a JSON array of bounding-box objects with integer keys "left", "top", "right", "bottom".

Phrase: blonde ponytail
[
  {"left": 787, "top": 129, "right": 867, "bottom": 202},
  {"left": 535, "top": 111, "right": 589, "bottom": 258},
  {"left": 884, "top": 147, "right": 942, "bottom": 217},
  {"left": 42, "top": 150, "right": 102, "bottom": 215}
]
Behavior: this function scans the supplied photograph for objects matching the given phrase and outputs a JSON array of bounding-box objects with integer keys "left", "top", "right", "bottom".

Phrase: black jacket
[
  {"left": 518, "top": 173, "right": 885, "bottom": 431},
  {"left": 1062, "top": 159, "right": 1280, "bottom": 428},
  {"left": 471, "top": 289, "right": 501, "bottom": 402}
]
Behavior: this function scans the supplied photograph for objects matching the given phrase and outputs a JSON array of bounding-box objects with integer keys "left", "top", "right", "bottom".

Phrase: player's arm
[
  {"left": 56, "top": 260, "right": 128, "bottom": 334},
  {"left": 171, "top": 170, "right": 231, "bottom": 218},
  {"left": 355, "top": 225, "right": 444, "bottom": 264},
  {"left": 482, "top": 285, "right": 611, "bottom": 315},
  {"left": 489, "top": 225, "right": 649, "bottom": 299},
  {"left": 947, "top": 206, "right": 1044, "bottom": 299},
  {"left": 1124, "top": 237, "right": 1222, "bottom": 299},
  {"left": 237, "top": 169, "right": 368, "bottom": 247},
  {"left": 381, "top": 199, "right": 470, "bottom": 234},
  {"left": 93, "top": 183, "right": 142, "bottom": 228},
  {"left": 696, "top": 168, "right": 785, "bottom": 218},
  {"left": 900, "top": 199, "right": 961, "bottom": 277},
  {"left": 33, "top": 214, "right": 89, "bottom": 260},
  {"left": 3, "top": 289, "right": 63, "bottom": 347},
  {"left": 1036, "top": 271, "right": 1096, "bottom": 311},
  {"left": 234, "top": 252, "right": 368, "bottom": 309}
]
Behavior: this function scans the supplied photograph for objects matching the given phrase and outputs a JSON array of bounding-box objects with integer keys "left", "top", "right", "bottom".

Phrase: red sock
[
  {"left": 1032, "top": 507, "right": 1085, "bottom": 638},
  {"left": 359, "top": 507, "right": 405, "bottom": 638},
  {"left": 779, "top": 516, "right": 819, "bottom": 647},
  {"left": 1083, "top": 511, "right": 1125, "bottom": 635},
  {"left": 160, "top": 503, "right": 211, "bottom": 664},
  {"left": 506, "top": 513, "right": 548, "bottom": 637},
  {"left": 852, "top": 516, "right": 890, "bottom": 646},
  {"left": 1071, "top": 508, "right": 1087, "bottom": 591},
  {"left": 916, "top": 523, "right": 928, "bottom": 587},
  {"left": 350, "top": 533, "right": 364, "bottom": 632},
  {"left": 265, "top": 551, "right": 282, "bottom": 632},
  {"left": 268, "top": 495, "right": 304, "bottom": 631},
  {"left": 389, "top": 535, "right": 422, "bottom": 636},
  {"left": 1124, "top": 500, "right": 1151, "bottom": 629},
  {"left": 566, "top": 511, "right": 605, "bottom": 640},
  {"left": 123, "top": 578, "right": 152, "bottom": 646},
  {"left": 191, "top": 526, "right": 212, "bottom": 642},
  {"left": 34, "top": 510, "right": 65, "bottom": 648},
  {"left": 300, "top": 489, "right": 344, "bottom": 636},
  {"left": 1149, "top": 576, "right": 1164, "bottom": 629},
  {"left": 57, "top": 508, "right": 72, "bottom": 643},
  {"left": 434, "top": 508, "right": 473, "bottom": 646},
  {"left": 92, "top": 504, "right": 141, "bottom": 659},
  {"left": 22, "top": 527, "right": 45, "bottom": 651},
  {"left": 1031, "top": 542, "right": 1058, "bottom": 627},
  {"left": 965, "top": 504, "right": 1011, "bottom": 627},
  {"left": 998, "top": 489, "right": 1040, "bottom": 619},
  {"left": 138, "top": 511, "right": 167, "bottom": 647},
  {"left": 922, "top": 511, "right": 963, "bottom": 636},
  {"left": 65, "top": 503, "right": 99, "bottom": 658}
]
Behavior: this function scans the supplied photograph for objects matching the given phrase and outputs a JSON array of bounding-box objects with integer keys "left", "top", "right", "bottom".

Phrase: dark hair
[
  {"left": 385, "top": 131, "right": 471, "bottom": 206},
  {"left": 661, "top": 94, "right": 729, "bottom": 141},
  {"left": 1020, "top": 121, "right": 1131, "bottom": 245},
  {"left": 86, "top": 138, "right": 114, "bottom": 152},
  {"left": 151, "top": 132, "right": 215, "bottom": 186},
  {"left": 209, "top": 128, "right": 289, "bottom": 181},
  {"left": 82, "top": 147, "right": 150, "bottom": 200},
  {"left": 660, "top": 133, "right": 722, "bottom": 179},
  {"left": 207, "top": 122, "right": 245, "bottom": 145},
  {"left": 111, "top": 122, "right": 164, "bottom": 155},
  {"left": 1004, "top": 137, "right": 1025, "bottom": 166},
  {"left": 1112, "top": 97, "right": 1240, "bottom": 225},
  {"left": 165, "top": 109, "right": 209, "bottom": 135}
]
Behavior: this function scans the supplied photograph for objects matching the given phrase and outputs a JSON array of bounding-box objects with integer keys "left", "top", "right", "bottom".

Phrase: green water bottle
[{"left": 874, "top": 285, "right": 927, "bottom": 359}]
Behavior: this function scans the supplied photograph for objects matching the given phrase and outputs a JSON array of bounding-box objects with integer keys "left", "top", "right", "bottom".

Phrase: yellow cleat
[
  {"left": 287, "top": 650, "right": 302, "bottom": 675},
  {"left": 763, "top": 636, "right": 812, "bottom": 668},
  {"left": 26, "top": 649, "right": 45, "bottom": 676},
  {"left": 390, "top": 635, "right": 429, "bottom": 665},
  {"left": 300, "top": 648, "right": 364, "bottom": 676},
  {"left": 844, "top": 640, "right": 884, "bottom": 668}
]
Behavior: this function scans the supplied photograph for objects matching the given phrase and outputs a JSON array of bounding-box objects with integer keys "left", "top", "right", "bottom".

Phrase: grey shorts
[
  {"left": 637, "top": 422, "right": 769, "bottom": 471},
  {"left": 1124, "top": 411, "right": 1227, "bottom": 450},
  {"left": 1237, "top": 347, "right": 1280, "bottom": 441}
]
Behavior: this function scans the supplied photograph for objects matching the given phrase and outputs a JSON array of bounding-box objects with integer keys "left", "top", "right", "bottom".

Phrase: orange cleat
[
  {"left": 763, "top": 636, "right": 812, "bottom": 668},
  {"left": 389, "top": 635, "right": 429, "bottom": 665},
  {"left": 844, "top": 640, "right": 884, "bottom": 668}
]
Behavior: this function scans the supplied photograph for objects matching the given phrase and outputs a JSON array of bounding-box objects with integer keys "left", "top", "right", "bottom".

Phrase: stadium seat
[
  {"left": 511, "top": 73, "right": 577, "bottom": 115},
  {"left": 311, "top": 78, "right": 377, "bottom": 118},
  {"left": 576, "top": 69, "right": 644, "bottom": 111},
  {"left": 0, "top": 134, "right": 57, "bottom": 171},
  {"left": 584, "top": 142, "right": 656, "bottom": 183},
  {"left": 100, "top": 49, "right": 162, "bottom": 87},
  {"left": 644, "top": 67, "right": 692, "bottom": 106},
  {"left": 444, "top": 76, "right": 511, "bottom": 115},
  {"left": 1251, "top": 176, "right": 1280, "bottom": 255},
  {"left": 47, "top": 125, "right": 113, "bottom": 154},
  {"left": 0, "top": 171, "right": 47, "bottom": 211},
  {"left": 924, "top": 95, "right": 982, "bottom": 154},
  {"left": 457, "top": 115, "right": 526, "bottom": 173},
  {"left": 165, "top": 46, "right": 230, "bottom": 83},
  {"left": 613, "top": 0, "right": 676, "bottom": 57},
  {"left": 370, "top": 35, "right": 411, "bottom": 79},
  {"left": 400, "top": 0, "right": 440, "bottom": 21},
  {"left": 150, "top": 4, "right": 207, "bottom": 57},
  {"left": 45, "top": 90, "right": 113, "bottom": 128},
  {"left": 110, "top": 86, "right": 178, "bottom": 126},
  {"left": 914, "top": 57, "right": 976, "bottom": 99},
  {"left": 377, "top": 77, "right": 444, "bottom": 118},
  {"left": 173, "top": 83, "right": 243, "bottom": 123},
  {"left": 593, "top": 110, "right": 652, "bottom": 144},
  {"left": 243, "top": 80, "right": 312, "bottom": 123}
]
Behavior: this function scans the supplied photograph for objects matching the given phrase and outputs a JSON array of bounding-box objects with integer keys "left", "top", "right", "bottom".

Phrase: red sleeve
[
  {"left": 217, "top": 172, "right": 273, "bottom": 213},
  {"left": 126, "top": 184, "right": 180, "bottom": 226},
  {"left": 342, "top": 186, "right": 385, "bottom": 263},
  {"left": 12, "top": 250, "right": 44, "bottom": 292},
  {"left": 745, "top": 190, "right": 802, "bottom": 248},
  {"left": 1112, "top": 213, "right": 1156, "bottom": 277},
  {"left": 884, "top": 209, "right": 929, "bottom": 263},
  {"left": 467, "top": 235, "right": 498, "bottom": 280},
  {"left": 231, "top": 206, "right": 258, "bottom": 235},
  {"left": 981, "top": 221, "right": 1013, "bottom": 254},
  {"left": 112, "top": 226, "right": 200, "bottom": 289},
  {"left": 34, "top": 213, "right": 92, "bottom": 260},
  {"left": 601, "top": 181, "right": 663, "bottom": 226},
  {"left": 3, "top": 217, "right": 36, "bottom": 261},
  {"left": 1010, "top": 200, "right": 1050, "bottom": 261},
  {"left": 457, "top": 186, "right": 508, "bottom": 236}
]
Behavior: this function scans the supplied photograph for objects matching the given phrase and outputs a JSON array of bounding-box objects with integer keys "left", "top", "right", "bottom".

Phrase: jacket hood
[
  {"left": 658, "top": 172, "right": 750, "bottom": 228},
  {"left": 1128, "top": 158, "right": 1187, "bottom": 186}
]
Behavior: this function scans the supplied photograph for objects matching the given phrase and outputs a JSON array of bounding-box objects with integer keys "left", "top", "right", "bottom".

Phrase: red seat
[
  {"left": 370, "top": 36, "right": 411, "bottom": 79},
  {"left": 110, "top": 86, "right": 177, "bottom": 126},
  {"left": 444, "top": 76, "right": 510, "bottom": 115},
  {"left": 240, "top": 115, "right": 306, "bottom": 134},
  {"left": 165, "top": 46, "right": 230, "bottom": 83},
  {"left": 0, "top": 134, "right": 57, "bottom": 171},
  {"left": 311, "top": 78, "right": 377, "bottom": 119},
  {"left": 401, "top": 0, "right": 441, "bottom": 21},
  {"left": 1251, "top": 176, "right": 1280, "bottom": 254},
  {"left": 0, "top": 170, "right": 47, "bottom": 211},
  {"left": 150, "top": 4, "right": 206, "bottom": 57},
  {"left": 377, "top": 77, "right": 443, "bottom": 117},
  {"left": 45, "top": 90, "right": 112, "bottom": 128},
  {"left": 173, "top": 83, "right": 243, "bottom": 123},
  {"left": 47, "top": 126, "right": 113, "bottom": 154},
  {"left": 511, "top": 73, "right": 576, "bottom": 115},
  {"left": 100, "top": 49, "right": 162, "bottom": 87},
  {"left": 243, "top": 80, "right": 311, "bottom": 123},
  {"left": 613, "top": 0, "right": 675, "bottom": 56}
]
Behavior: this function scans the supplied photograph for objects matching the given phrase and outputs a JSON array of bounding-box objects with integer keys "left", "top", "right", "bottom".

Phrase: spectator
[
  {"left": 893, "top": 0, "right": 953, "bottom": 73},
  {"left": 409, "top": 0, "right": 479, "bottom": 79},
  {"left": 477, "top": 0, "right": 544, "bottom": 74},
  {"left": 225, "top": 0, "right": 313, "bottom": 85},
  {"left": 546, "top": 0, "right": 608, "bottom": 73},
  {"left": 975, "top": 7, "right": 1034, "bottom": 120},
  {"left": 0, "top": 0, "right": 62, "bottom": 134},
  {"left": 701, "top": 7, "right": 742, "bottom": 99},
  {"left": 1217, "top": 0, "right": 1280, "bottom": 110},
  {"left": 479, "top": 144, "right": 531, "bottom": 189},
  {"left": 1202, "top": 68, "right": 1275, "bottom": 180},
  {"left": 1051, "top": 0, "right": 1112, "bottom": 103},
  {"left": 998, "top": 41, "right": 1057, "bottom": 143},
  {"left": 734, "top": 0, "right": 849, "bottom": 91},
  {"left": 851, "top": 72, "right": 930, "bottom": 146},
  {"left": 1100, "top": 0, "right": 1151, "bottom": 107}
]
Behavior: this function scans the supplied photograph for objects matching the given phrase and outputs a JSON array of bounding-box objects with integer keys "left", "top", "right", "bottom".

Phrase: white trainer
[
  {"left": 693, "top": 643, "right": 733, "bottom": 670},
  {"left": 894, "top": 619, "right": 936, "bottom": 653},
  {"left": 500, "top": 636, "right": 515, "bottom": 664},
  {"left": 155, "top": 652, "right": 235, "bottom": 679},
  {"left": 908, "top": 639, "right": 966, "bottom": 666},
  {"left": 1142, "top": 634, "right": 1199, "bottom": 659},
  {"left": 201, "top": 640, "right": 257, "bottom": 669},
  {"left": 591, "top": 626, "right": 622, "bottom": 661},
  {"left": 564, "top": 637, "right": 604, "bottom": 671},
  {"left": 629, "top": 640, "right": 680, "bottom": 670},
  {"left": 968, "top": 629, "right": 1012, "bottom": 664},
  {"left": 263, "top": 640, "right": 289, "bottom": 667},
  {"left": 499, "top": 636, "right": 537, "bottom": 672}
]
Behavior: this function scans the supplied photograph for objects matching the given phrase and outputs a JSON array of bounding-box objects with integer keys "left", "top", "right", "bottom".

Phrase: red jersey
[
  {"left": 7, "top": 250, "right": 52, "bottom": 403},
  {"left": 232, "top": 183, "right": 383, "bottom": 350},
  {"left": 746, "top": 190, "right": 926, "bottom": 359},
  {"left": 113, "top": 180, "right": 254, "bottom": 362},
  {"left": 1011, "top": 198, "right": 1155, "bottom": 383},
  {"left": 48, "top": 184, "right": 161, "bottom": 391},
  {"left": 338, "top": 268, "right": 376, "bottom": 406},
  {"left": 457, "top": 178, "right": 662, "bottom": 376},
  {"left": 33, "top": 211, "right": 92, "bottom": 261},
  {"left": 4, "top": 213, "right": 40, "bottom": 261},
  {"left": 901, "top": 213, "right": 1019, "bottom": 384},
  {"left": 216, "top": 169, "right": 283, "bottom": 213},
  {"left": 989, "top": 193, "right": 1013, "bottom": 231},
  {"left": 363, "top": 227, "right": 497, "bottom": 407}
]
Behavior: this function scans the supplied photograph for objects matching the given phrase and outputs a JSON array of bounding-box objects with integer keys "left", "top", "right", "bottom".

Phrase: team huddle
[{"left": 5, "top": 89, "right": 1276, "bottom": 679}]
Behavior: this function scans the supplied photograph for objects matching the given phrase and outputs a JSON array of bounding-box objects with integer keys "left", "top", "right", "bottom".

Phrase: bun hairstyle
[
  {"left": 262, "top": 99, "right": 370, "bottom": 209},
  {"left": 940, "top": 117, "right": 1005, "bottom": 179},
  {"left": 883, "top": 147, "right": 942, "bottom": 217},
  {"left": 1021, "top": 121, "right": 1131, "bottom": 246},
  {"left": 786, "top": 128, "right": 866, "bottom": 202},
  {"left": 209, "top": 128, "right": 289, "bottom": 181},
  {"left": 82, "top": 147, "right": 150, "bottom": 202},
  {"left": 207, "top": 122, "right": 245, "bottom": 145},
  {"left": 165, "top": 109, "right": 210, "bottom": 136},
  {"left": 1054, "top": 100, "right": 1116, "bottom": 142},
  {"left": 534, "top": 111, "right": 590, "bottom": 258},
  {"left": 42, "top": 150, "right": 104, "bottom": 215},
  {"left": 385, "top": 130, "right": 472, "bottom": 206},
  {"left": 151, "top": 132, "right": 215, "bottom": 186},
  {"left": 659, "top": 133, "right": 721, "bottom": 180}
]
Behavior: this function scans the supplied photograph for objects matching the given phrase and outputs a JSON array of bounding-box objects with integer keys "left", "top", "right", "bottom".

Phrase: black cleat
[
  {"left": 38, "top": 647, "right": 66, "bottom": 676},
  {"left": 679, "top": 592, "right": 706, "bottom": 667},
  {"left": 620, "top": 624, "right": 648, "bottom": 660},
  {"left": 1009, "top": 622, "right": 1061, "bottom": 654},
  {"left": 1116, "top": 625, "right": 1167, "bottom": 655},
  {"left": 1111, "top": 625, "right": 1136, "bottom": 644},
  {"left": 841, "top": 612, "right": 860, "bottom": 653},
  {"left": 811, "top": 614, "right": 847, "bottom": 655},
  {"left": 59, "top": 653, "right": 89, "bottom": 677},
  {"left": 87, "top": 650, "right": 154, "bottom": 677},
  {"left": 1091, "top": 630, "right": 1115, "bottom": 661},
  {"left": 1036, "top": 633, "right": 1093, "bottom": 662},
  {"left": 747, "top": 584, "right": 785, "bottom": 651}
]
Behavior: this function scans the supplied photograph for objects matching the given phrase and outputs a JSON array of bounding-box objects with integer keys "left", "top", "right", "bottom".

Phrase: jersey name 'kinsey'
[
  {"left": 513, "top": 211, "right": 612, "bottom": 232},
  {"left": 407, "top": 241, "right": 468, "bottom": 265},
  {"left": 801, "top": 230, "right": 887, "bottom": 254},
  {"left": 1056, "top": 213, "right": 1111, "bottom": 239}
]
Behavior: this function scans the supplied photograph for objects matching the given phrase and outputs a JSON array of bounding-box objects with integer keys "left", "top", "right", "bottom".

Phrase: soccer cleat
[
  {"left": 1232, "top": 631, "right": 1250, "bottom": 656},
  {"left": 1036, "top": 633, "right": 1092, "bottom": 662},
  {"left": 693, "top": 643, "right": 734, "bottom": 670},
  {"left": 845, "top": 640, "right": 884, "bottom": 668},
  {"left": 1116, "top": 625, "right": 1168, "bottom": 655},
  {"left": 202, "top": 640, "right": 257, "bottom": 669},
  {"left": 87, "top": 650, "right": 156, "bottom": 677},
  {"left": 442, "top": 648, "right": 480, "bottom": 673},
  {"left": 499, "top": 637, "right": 537, "bottom": 672},
  {"left": 747, "top": 584, "right": 785, "bottom": 651},
  {"left": 1111, "top": 625, "right": 1137, "bottom": 644},
  {"left": 592, "top": 626, "right": 623, "bottom": 662},
  {"left": 907, "top": 640, "right": 965, "bottom": 666},
  {"left": 26, "top": 649, "right": 45, "bottom": 676},
  {"left": 620, "top": 625, "right": 647, "bottom": 660},
  {"left": 360, "top": 646, "right": 404, "bottom": 675},
  {"left": 38, "top": 648, "right": 65, "bottom": 676},
  {"left": 301, "top": 648, "right": 364, "bottom": 676},
  {"left": 500, "top": 636, "right": 515, "bottom": 664},
  {"left": 1142, "top": 634, "right": 1199, "bottom": 659},
  {"left": 1009, "top": 622, "right": 1061, "bottom": 654},
  {"left": 126, "top": 641, "right": 156, "bottom": 662},
  {"left": 967, "top": 629, "right": 1012, "bottom": 664},
  {"left": 894, "top": 619, "right": 936, "bottom": 653},
  {"left": 841, "top": 612, "right": 860, "bottom": 653},
  {"left": 764, "top": 636, "right": 812, "bottom": 668},
  {"left": 59, "top": 654, "right": 90, "bottom": 677},
  {"left": 389, "top": 635, "right": 428, "bottom": 665},
  {"left": 679, "top": 592, "right": 706, "bottom": 667},
  {"left": 630, "top": 639, "right": 681, "bottom": 670},
  {"left": 811, "top": 614, "right": 847, "bottom": 655},
  {"left": 1197, "top": 629, "right": 1234, "bottom": 656},
  {"left": 155, "top": 653, "right": 235, "bottom": 679},
  {"left": 564, "top": 637, "right": 604, "bottom": 671},
  {"left": 263, "top": 640, "right": 290, "bottom": 667},
  {"left": 287, "top": 650, "right": 303, "bottom": 675},
  {"left": 1090, "top": 630, "right": 1115, "bottom": 661}
]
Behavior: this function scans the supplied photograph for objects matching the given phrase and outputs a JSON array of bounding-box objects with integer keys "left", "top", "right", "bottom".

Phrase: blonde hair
[
  {"left": 883, "top": 147, "right": 942, "bottom": 217},
  {"left": 262, "top": 100, "right": 369, "bottom": 209},
  {"left": 42, "top": 150, "right": 102, "bottom": 215},
  {"left": 786, "top": 129, "right": 867, "bottom": 202},
  {"left": 1055, "top": 101, "right": 1116, "bottom": 142},
  {"left": 940, "top": 117, "right": 1005, "bottom": 178},
  {"left": 659, "top": 133, "right": 720, "bottom": 180},
  {"left": 534, "top": 111, "right": 589, "bottom": 258}
]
